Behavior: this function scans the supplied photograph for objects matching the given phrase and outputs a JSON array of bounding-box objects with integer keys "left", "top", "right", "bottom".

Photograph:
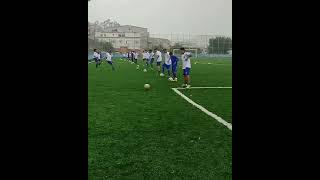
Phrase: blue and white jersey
[
  {"left": 106, "top": 52, "right": 112, "bottom": 62},
  {"left": 164, "top": 52, "right": 171, "bottom": 65},
  {"left": 93, "top": 52, "right": 99, "bottom": 59},
  {"left": 150, "top": 52, "right": 154, "bottom": 59},
  {"left": 155, "top": 50, "right": 162, "bottom": 62},
  {"left": 146, "top": 52, "right": 150, "bottom": 59},
  {"left": 134, "top": 52, "right": 138, "bottom": 59},
  {"left": 143, "top": 52, "right": 147, "bottom": 59},
  {"left": 181, "top": 52, "right": 192, "bottom": 69}
]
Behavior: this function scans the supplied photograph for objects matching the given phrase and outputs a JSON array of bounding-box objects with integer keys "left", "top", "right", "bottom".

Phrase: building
[
  {"left": 95, "top": 31, "right": 142, "bottom": 51},
  {"left": 94, "top": 25, "right": 149, "bottom": 52},
  {"left": 148, "top": 37, "right": 171, "bottom": 49}
]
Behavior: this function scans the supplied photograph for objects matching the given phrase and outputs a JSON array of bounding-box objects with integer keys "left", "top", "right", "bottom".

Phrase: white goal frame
[{"left": 172, "top": 49, "right": 198, "bottom": 58}]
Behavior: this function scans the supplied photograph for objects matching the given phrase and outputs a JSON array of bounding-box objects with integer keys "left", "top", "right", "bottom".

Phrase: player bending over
[
  {"left": 155, "top": 48, "right": 162, "bottom": 74},
  {"left": 106, "top": 50, "right": 115, "bottom": 71},
  {"left": 161, "top": 49, "right": 171, "bottom": 76},
  {"left": 180, "top": 47, "right": 192, "bottom": 88},
  {"left": 169, "top": 52, "right": 179, "bottom": 81}
]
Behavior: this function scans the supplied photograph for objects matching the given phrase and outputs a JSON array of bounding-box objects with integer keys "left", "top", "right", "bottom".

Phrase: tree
[
  {"left": 207, "top": 36, "right": 232, "bottom": 54},
  {"left": 97, "top": 41, "right": 114, "bottom": 52},
  {"left": 170, "top": 43, "right": 183, "bottom": 51}
]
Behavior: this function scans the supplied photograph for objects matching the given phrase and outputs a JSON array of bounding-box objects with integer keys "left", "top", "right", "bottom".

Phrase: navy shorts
[
  {"left": 107, "top": 61, "right": 113, "bottom": 65},
  {"left": 163, "top": 63, "right": 170, "bottom": 69},
  {"left": 183, "top": 68, "right": 191, "bottom": 76},
  {"left": 156, "top": 61, "right": 161, "bottom": 66}
]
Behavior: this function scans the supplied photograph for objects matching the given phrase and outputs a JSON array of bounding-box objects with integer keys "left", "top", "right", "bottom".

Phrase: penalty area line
[{"left": 171, "top": 88, "right": 232, "bottom": 131}]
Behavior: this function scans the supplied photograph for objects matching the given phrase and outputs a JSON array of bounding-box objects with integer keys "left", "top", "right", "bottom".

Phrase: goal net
[{"left": 172, "top": 49, "right": 198, "bottom": 58}]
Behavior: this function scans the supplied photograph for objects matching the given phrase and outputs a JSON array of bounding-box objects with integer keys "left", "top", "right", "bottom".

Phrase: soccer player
[
  {"left": 127, "top": 51, "right": 130, "bottom": 61},
  {"left": 134, "top": 51, "right": 138, "bottom": 64},
  {"left": 131, "top": 51, "right": 134, "bottom": 62},
  {"left": 169, "top": 52, "right": 179, "bottom": 81},
  {"left": 148, "top": 49, "right": 154, "bottom": 69},
  {"left": 106, "top": 50, "right": 115, "bottom": 71},
  {"left": 161, "top": 49, "right": 171, "bottom": 76},
  {"left": 142, "top": 50, "right": 146, "bottom": 62},
  {"left": 93, "top": 49, "right": 100, "bottom": 68},
  {"left": 145, "top": 50, "right": 150, "bottom": 67},
  {"left": 180, "top": 47, "right": 192, "bottom": 88},
  {"left": 155, "top": 48, "right": 162, "bottom": 74}
]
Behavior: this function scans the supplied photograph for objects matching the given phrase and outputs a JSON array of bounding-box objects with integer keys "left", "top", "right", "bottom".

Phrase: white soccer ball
[
  {"left": 144, "top": 84, "right": 151, "bottom": 90},
  {"left": 168, "top": 77, "right": 173, "bottom": 81},
  {"left": 160, "top": 73, "right": 165, "bottom": 77},
  {"left": 143, "top": 69, "right": 147, "bottom": 72}
]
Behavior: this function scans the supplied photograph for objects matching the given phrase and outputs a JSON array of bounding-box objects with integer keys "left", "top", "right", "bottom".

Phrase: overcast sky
[{"left": 88, "top": 0, "right": 231, "bottom": 36}]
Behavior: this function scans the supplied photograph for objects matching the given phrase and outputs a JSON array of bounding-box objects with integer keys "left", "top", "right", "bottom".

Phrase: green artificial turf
[{"left": 89, "top": 57, "right": 232, "bottom": 179}]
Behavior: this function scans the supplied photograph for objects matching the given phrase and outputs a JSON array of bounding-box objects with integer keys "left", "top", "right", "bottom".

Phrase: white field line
[
  {"left": 88, "top": 61, "right": 94, "bottom": 64},
  {"left": 175, "top": 87, "right": 232, "bottom": 90},
  {"left": 172, "top": 88, "right": 232, "bottom": 131}
]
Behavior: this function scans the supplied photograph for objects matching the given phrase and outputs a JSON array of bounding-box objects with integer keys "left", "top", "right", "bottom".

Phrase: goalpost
[{"left": 172, "top": 49, "right": 198, "bottom": 58}]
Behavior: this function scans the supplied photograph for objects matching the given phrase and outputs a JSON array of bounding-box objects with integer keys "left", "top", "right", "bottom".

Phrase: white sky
[{"left": 88, "top": 0, "right": 231, "bottom": 36}]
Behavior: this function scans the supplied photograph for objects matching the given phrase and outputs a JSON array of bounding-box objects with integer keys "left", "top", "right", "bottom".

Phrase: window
[
  {"left": 126, "top": 41, "right": 128, "bottom": 44},
  {"left": 119, "top": 40, "right": 122, "bottom": 43},
  {"left": 135, "top": 41, "right": 139, "bottom": 44},
  {"left": 100, "top": 34, "right": 103, "bottom": 37}
]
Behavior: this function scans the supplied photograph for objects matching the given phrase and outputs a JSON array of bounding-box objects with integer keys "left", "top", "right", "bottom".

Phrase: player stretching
[
  {"left": 161, "top": 49, "right": 171, "bottom": 77},
  {"left": 93, "top": 49, "right": 100, "bottom": 68},
  {"left": 169, "top": 52, "right": 179, "bottom": 81},
  {"left": 155, "top": 48, "right": 162, "bottom": 74},
  {"left": 180, "top": 48, "right": 192, "bottom": 88},
  {"left": 106, "top": 50, "right": 115, "bottom": 71}
]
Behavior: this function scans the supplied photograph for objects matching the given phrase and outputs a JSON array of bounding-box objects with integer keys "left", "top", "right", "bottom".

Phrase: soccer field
[{"left": 88, "top": 57, "right": 232, "bottom": 179}]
